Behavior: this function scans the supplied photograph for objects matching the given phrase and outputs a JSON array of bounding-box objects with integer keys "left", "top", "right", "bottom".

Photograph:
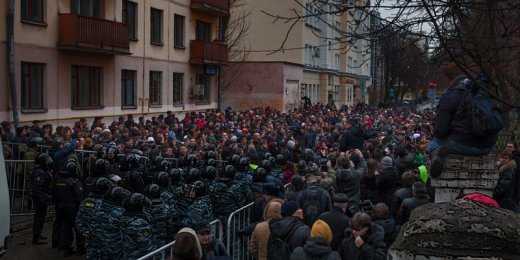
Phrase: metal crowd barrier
[
  {"left": 137, "top": 219, "right": 224, "bottom": 260},
  {"left": 6, "top": 159, "right": 54, "bottom": 216},
  {"left": 226, "top": 202, "right": 255, "bottom": 260},
  {"left": 3, "top": 142, "right": 27, "bottom": 160}
]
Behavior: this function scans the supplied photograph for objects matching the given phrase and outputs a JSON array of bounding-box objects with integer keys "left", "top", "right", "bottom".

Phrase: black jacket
[
  {"left": 269, "top": 216, "right": 310, "bottom": 252},
  {"left": 493, "top": 160, "right": 517, "bottom": 210},
  {"left": 335, "top": 158, "right": 367, "bottom": 210},
  {"left": 433, "top": 75, "right": 497, "bottom": 148},
  {"left": 319, "top": 207, "right": 349, "bottom": 251},
  {"left": 375, "top": 167, "right": 398, "bottom": 207},
  {"left": 390, "top": 187, "right": 413, "bottom": 219},
  {"left": 396, "top": 195, "right": 430, "bottom": 225},
  {"left": 339, "top": 127, "right": 364, "bottom": 152},
  {"left": 338, "top": 223, "right": 387, "bottom": 260},
  {"left": 373, "top": 218, "right": 400, "bottom": 247},
  {"left": 290, "top": 237, "right": 341, "bottom": 260}
]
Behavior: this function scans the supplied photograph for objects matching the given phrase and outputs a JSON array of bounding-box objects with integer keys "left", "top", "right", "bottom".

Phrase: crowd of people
[{"left": 2, "top": 65, "right": 519, "bottom": 260}]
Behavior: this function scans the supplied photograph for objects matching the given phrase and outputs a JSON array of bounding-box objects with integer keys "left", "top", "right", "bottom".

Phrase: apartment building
[
  {"left": 0, "top": 0, "right": 228, "bottom": 126},
  {"left": 221, "top": 0, "right": 372, "bottom": 112}
]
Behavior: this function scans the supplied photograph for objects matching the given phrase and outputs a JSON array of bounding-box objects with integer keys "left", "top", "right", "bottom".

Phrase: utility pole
[{"left": 7, "top": 0, "right": 20, "bottom": 132}]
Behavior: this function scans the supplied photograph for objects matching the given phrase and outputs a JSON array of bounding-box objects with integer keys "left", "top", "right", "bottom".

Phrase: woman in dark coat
[{"left": 493, "top": 151, "right": 518, "bottom": 212}]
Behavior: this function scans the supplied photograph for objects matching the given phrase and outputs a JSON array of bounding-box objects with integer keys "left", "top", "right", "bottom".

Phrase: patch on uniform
[
  {"left": 142, "top": 228, "right": 150, "bottom": 237},
  {"left": 83, "top": 201, "right": 96, "bottom": 208}
]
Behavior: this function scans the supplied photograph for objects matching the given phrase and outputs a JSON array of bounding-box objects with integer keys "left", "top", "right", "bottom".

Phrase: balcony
[
  {"left": 191, "top": 0, "right": 229, "bottom": 15},
  {"left": 190, "top": 40, "right": 228, "bottom": 65},
  {"left": 58, "top": 14, "right": 130, "bottom": 55}
]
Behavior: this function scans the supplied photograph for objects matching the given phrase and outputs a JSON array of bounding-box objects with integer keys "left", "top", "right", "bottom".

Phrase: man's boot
[
  {"left": 430, "top": 146, "right": 447, "bottom": 178},
  {"left": 32, "top": 234, "right": 48, "bottom": 245}
]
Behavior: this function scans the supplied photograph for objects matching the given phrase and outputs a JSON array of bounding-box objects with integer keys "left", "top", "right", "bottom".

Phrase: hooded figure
[
  {"left": 289, "top": 220, "right": 341, "bottom": 260},
  {"left": 250, "top": 198, "right": 284, "bottom": 260},
  {"left": 172, "top": 227, "right": 203, "bottom": 260}
]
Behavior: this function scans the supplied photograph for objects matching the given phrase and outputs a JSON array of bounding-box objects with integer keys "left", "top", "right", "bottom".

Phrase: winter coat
[
  {"left": 289, "top": 237, "right": 341, "bottom": 260},
  {"left": 373, "top": 218, "right": 400, "bottom": 247},
  {"left": 319, "top": 207, "right": 349, "bottom": 251},
  {"left": 433, "top": 75, "right": 497, "bottom": 149},
  {"left": 396, "top": 195, "right": 430, "bottom": 225},
  {"left": 338, "top": 224, "right": 387, "bottom": 260},
  {"left": 493, "top": 160, "right": 517, "bottom": 210},
  {"left": 375, "top": 167, "right": 399, "bottom": 207},
  {"left": 250, "top": 199, "right": 284, "bottom": 260},
  {"left": 335, "top": 158, "right": 368, "bottom": 211},
  {"left": 296, "top": 184, "right": 332, "bottom": 226},
  {"left": 390, "top": 187, "right": 413, "bottom": 219},
  {"left": 339, "top": 127, "right": 364, "bottom": 152},
  {"left": 269, "top": 216, "right": 310, "bottom": 252}
]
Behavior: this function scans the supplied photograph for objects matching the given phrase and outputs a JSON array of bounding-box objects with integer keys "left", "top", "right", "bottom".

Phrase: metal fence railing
[
  {"left": 226, "top": 202, "right": 254, "bottom": 260},
  {"left": 137, "top": 219, "right": 224, "bottom": 260}
]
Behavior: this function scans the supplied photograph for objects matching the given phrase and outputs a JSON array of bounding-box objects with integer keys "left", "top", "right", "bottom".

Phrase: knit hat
[
  {"left": 381, "top": 156, "right": 393, "bottom": 168},
  {"left": 311, "top": 220, "right": 333, "bottom": 244},
  {"left": 281, "top": 201, "right": 299, "bottom": 217},
  {"left": 287, "top": 140, "right": 296, "bottom": 150}
]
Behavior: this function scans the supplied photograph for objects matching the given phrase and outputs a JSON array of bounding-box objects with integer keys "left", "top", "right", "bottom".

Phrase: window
[
  {"left": 347, "top": 56, "right": 353, "bottom": 73},
  {"left": 21, "top": 0, "right": 44, "bottom": 23},
  {"left": 21, "top": 62, "right": 45, "bottom": 110},
  {"left": 150, "top": 8, "right": 163, "bottom": 44},
  {"left": 149, "top": 71, "right": 162, "bottom": 106},
  {"left": 196, "top": 21, "right": 211, "bottom": 41},
  {"left": 173, "top": 73, "right": 183, "bottom": 105},
  {"left": 217, "top": 16, "right": 228, "bottom": 41},
  {"left": 71, "top": 0, "right": 102, "bottom": 17},
  {"left": 121, "top": 70, "right": 136, "bottom": 107},
  {"left": 71, "top": 65, "right": 102, "bottom": 108},
  {"left": 122, "top": 0, "right": 137, "bottom": 40},
  {"left": 195, "top": 74, "right": 210, "bottom": 104},
  {"left": 334, "top": 53, "right": 340, "bottom": 70},
  {"left": 174, "top": 14, "right": 185, "bottom": 48}
]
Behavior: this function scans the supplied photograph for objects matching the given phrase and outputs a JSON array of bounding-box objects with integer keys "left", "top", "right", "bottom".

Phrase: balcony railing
[
  {"left": 191, "top": 0, "right": 229, "bottom": 15},
  {"left": 190, "top": 40, "right": 228, "bottom": 64},
  {"left": 58, "top": 14, "right": 130, "bottom": 54}
]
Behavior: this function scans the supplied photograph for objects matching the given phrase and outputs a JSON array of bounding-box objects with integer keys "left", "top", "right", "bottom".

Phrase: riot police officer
[
  {"left": 119, "top": 153, "right": 145, "bottom": 193},
  {"left": 32, "top": 153, "right": 54, "bottom": 245},
  {"left": 52, "top": 159, "right": 83, "bottom": 255},
  {"left": 143, "top": 184, "right": 176, "bottom": 246},
  {"left": 121, "top": 193, "right": 154, "bottom": 260},
  {"left": 98, "top": 186, "right": 131, "bottom": 260}
]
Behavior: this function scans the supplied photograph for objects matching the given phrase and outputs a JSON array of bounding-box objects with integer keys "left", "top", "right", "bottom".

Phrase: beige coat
[{"left": 250, "top": 198, "right": 284, "bottom": 260}]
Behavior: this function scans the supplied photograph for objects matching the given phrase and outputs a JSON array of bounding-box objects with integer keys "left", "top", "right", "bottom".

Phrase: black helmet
[
  {"left": 169, "top": 168, "right": 182, "bottom": 183},
  {"left": 186, "top": 168, "right": 200, "bottom": 183},
  {"left": 28, "top": 136, "right": 43, "bottom": 148},
  {"left": 268, "top": 156, "right": 276, "bottom": 166},
  {"left": 260, "top": 160, "right": 272, "bottom": 172},
  {"left": 105, "top": 186, "right": 131, "bottom": 206},
  {"left": 124, "top": 193, "right": 152, "bottom": 213},
  {"left": 203, "top": 166, "right": 217, "bottom": 180},
  {"left": 159, "top": 159, "right": 170, "bottom": 171},
  {"left": 297, "top": 160, "right": 307, "bottom": 171},
  {"left": 230, "top": 154, "right": 240, "bottom": 166},
  {"left": 92, "top": 177, "right": 114, "bottom": 195},
  {"left": 239, "top": 157, "right": 249, "bottom": 166},
  {"left": 35, "top": 153, "right": 53, "bottom": 168},
  {"left": 64, "top": 159, "right": 77, "bottom": 174},
  {"left": 94, "top": 158, "right": 110, "bottom": 176},
  {"left": 153, "top": 156, "right": 163, "bottom": 165},
  {"left": 206, "top": 151, "right": 216, "bottom": 160},
  {"left": 223, "top": 165, "right": 236, "bottom": 179},
  {"left": 156, "top": 171, "right": 170, "bottom": 188},
  {"left": 193, "top": 181, "right": 205, "bottom": 197},
  {"left": 143, "top": 184, "right": 161, "bottom": 199},
  {"left": 186, "top": 154, "right": 196, "bottom": 165},
  {"left": 264, "top": 152, "right": 272, "bottom": 159},
  {"left": 252, "top": 167, "right": 267, "bottom": 182},
  {"left": 276, "top": 154, "right": 285, "bottom": 166},
  {"left": 303, "top": 148, "right": 315, "bottom": 163},
  {"left": 206, "top": 158, "right": 216, "bottom": 167},
  {"left": 122, "top": 153, "right": 140, "bottom": 169}
]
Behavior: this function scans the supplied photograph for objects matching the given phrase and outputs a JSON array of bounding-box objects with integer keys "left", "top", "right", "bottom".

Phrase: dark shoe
[
  {"left": 32, "top": 239, "right": 48, "bottom": 245},
  {"left": 430, "top": 147, "right": 447, "bottom": 178}
]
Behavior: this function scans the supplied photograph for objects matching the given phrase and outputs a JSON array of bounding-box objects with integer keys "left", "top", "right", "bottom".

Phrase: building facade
[
  {"left": 222, "top": 0, "right": 375, "bottom": 112},
  {"left": 1, "top": 0, "right": 228, "bottom": 126}
]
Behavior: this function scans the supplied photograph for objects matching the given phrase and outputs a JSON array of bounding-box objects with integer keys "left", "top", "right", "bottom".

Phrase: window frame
[
  {"left": 194, "top": 74, "right": 211, "bottom": 105},
  {"left": 70, "top": 0, "right": 103, "bottom": 18},
  {"left": 172, "top": 72, "right": 184, "bottom": 106},
  {"left": 174, "top": 14, "right": 185, "bottom": 48},
  {"left": 21, "top": 0, "right": 45, "bottom": 25},
  {"left": 149, "top": 71, "right": 162, "bottom": 106},
  {"left": 71, "top": 65, "right": 103, "bottom": 109},
  {"left": 121, "top": 69, "right": 137, "bottom": 108},
  {"left": 150, "top": 8, "right": 164, "bottom": 45},
  {"left": 122, "top": 0, "right": 138, "bottom": 40},
  {"left": 21, "top": 62, "right": 46, "bottom": 112},
  {"left": 195, "top": 20, "right": 212, "bottom": 41}
]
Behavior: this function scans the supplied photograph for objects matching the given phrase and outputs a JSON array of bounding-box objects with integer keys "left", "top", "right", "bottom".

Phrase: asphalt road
[{"left": 3, "top": 221, "right": 82, "bottom": 260}]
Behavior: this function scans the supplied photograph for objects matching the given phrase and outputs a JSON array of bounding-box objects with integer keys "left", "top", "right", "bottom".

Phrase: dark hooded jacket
[
  {"left": 318, "top": 207, "right": 349, "bottom": 251},
  {"left": 396, "top": 194, "right": 430, "bottom": 225},
  {"left": 375, "top": 167, "right": 399, "bottom": 207},
  {"left": 493, "top": 159, "right": 517, "bottom": 210},
  {"left": 390, "top": 187, "right": 413, "bottom": 219},
  {"left": 269, "top": 216, "right": 310, "bottom": 252},
  {"left": 373, "top": 218, "right": 400, "bottom": 247},
  {"left": 289, "top": 237, "right": 341, "bottom": 260},
  {"left": 338, "top": 223, "right": 387, "bottom": 260}
]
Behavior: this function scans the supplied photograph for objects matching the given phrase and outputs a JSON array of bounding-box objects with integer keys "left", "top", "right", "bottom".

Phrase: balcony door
[
  {"left": 195, "top": 21, "right": 211, "bottom": 41},
  {"left": 71, "top": 0, "right": 103, "bottom": 18}
]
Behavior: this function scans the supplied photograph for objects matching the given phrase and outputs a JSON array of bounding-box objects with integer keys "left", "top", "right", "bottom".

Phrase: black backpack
[
  {"left": 302, "top": 189, "right": 324, "bottom": 227},
  {"left": 267, "top": 222, "right": 301, "bottom": 260}
]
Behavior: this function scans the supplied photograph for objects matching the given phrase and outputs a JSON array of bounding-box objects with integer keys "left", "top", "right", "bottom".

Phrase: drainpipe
[
  {"left": 7, "top": 0, "right": 20, "bottom": 132},
  {"left": 217, "top": 65, "right": 221, "bottom": 110}
]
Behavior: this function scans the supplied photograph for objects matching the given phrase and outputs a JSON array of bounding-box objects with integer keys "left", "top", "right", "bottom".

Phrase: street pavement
[{"left": 3, "top": 221, "right": 82, "bottom": 260}]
